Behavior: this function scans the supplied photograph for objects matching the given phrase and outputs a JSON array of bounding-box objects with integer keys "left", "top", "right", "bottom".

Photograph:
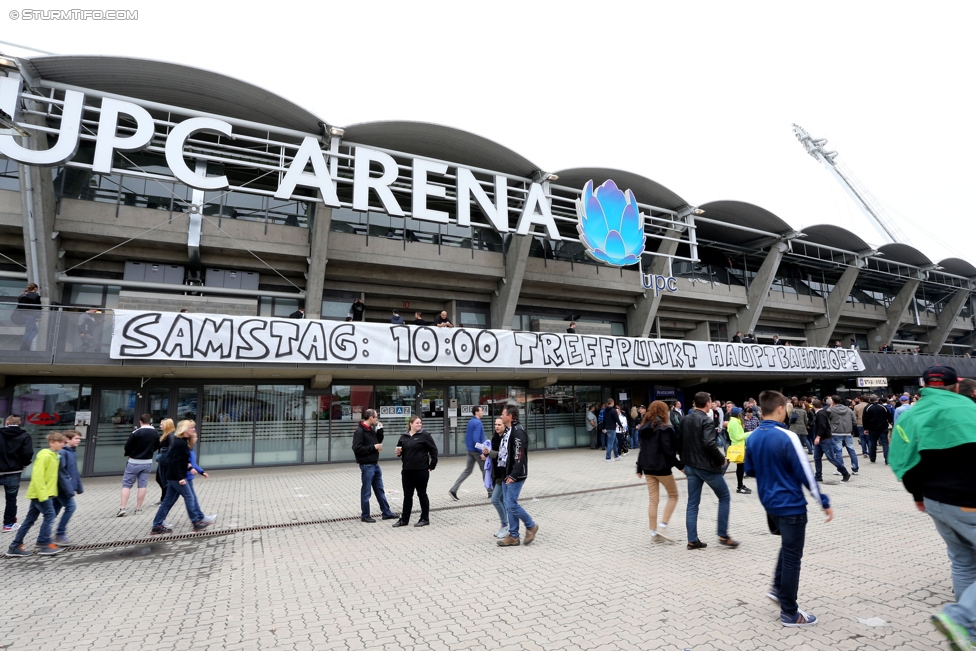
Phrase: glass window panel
[
  {"left": 525, "top": 389, "right": 545, "bottom": 450},
  {"left": 374, "top": 385, "right": 416, "bottom": 460},
  {"left": 459, "top": 311, "right": 488, "bottom": 329},
  {"left": 303, "top": 394, "right": 331, "bottom": 463},
  {"left": 91, "top": 388, "right": 137, "bottom": 474},
  {"left": 254, "top": 385, "right": 304, "bottom": 465},
  {"left": 418, "top": 387, "right": 446, "bottom": 454},
  {"left": 574, "top": 386, "right": 603, "bottom": 447},
  {"left": 67, "top": 284, "right": 105, "bottom": 307},
  {"left": 12, "top": 383, "right": 88, "bottom": 478},
  {"left": 449, "top": 386, "right": 493, "bottom": 454},
  {"left": 322, "top": 300, "right": 352, "bottom": 321},
  {"left": 329, "top": 385, "right": 373, "bottom": 462},
  {"left": 544, "top": 385, "right": 576, "bottom": 448},
  {"left": 199, "top": 385, "right": 255, "bottom": 468}
]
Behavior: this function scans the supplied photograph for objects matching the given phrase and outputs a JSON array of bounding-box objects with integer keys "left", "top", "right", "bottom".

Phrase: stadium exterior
[{"left": 1, "top": 54, "right": 974, "bottom": 477}]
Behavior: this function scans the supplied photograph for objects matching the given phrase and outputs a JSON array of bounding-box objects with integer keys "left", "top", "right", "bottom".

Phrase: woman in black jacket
[
  {"left": 636, "top": 401, "right": 684, "bottom": 543},
  {"left": 393, "top": 415, "right": 438, "bottom": 528},
  {"left": 150, "top": 420, "right": 215, "bottom": 535},
  {"left": 154, "top": 418, "right": 175, "bottom": 505}
]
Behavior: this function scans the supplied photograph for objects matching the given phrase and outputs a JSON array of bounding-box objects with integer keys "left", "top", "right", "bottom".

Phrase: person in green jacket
[
  {"left": 6, "top": 431, "right": 67, "bottom": 557},
  {"left": 890, "top": 365, "right": 976, "bottom": 650},
  {"left": 727, "top": 407, "right": 752, "bottom": 494}
]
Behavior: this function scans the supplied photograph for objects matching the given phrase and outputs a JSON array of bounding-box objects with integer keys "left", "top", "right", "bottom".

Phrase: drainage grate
[{"left": 61, "top": 480, "right": 654, "bottom": 553}]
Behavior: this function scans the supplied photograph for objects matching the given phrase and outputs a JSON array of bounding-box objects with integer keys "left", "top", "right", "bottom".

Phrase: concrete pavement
[{"left": 0, "top": 446, "right": 957, "bottom": 650}]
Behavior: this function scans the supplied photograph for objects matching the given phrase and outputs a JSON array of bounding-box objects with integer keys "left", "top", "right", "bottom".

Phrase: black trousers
[{"left": 401, "top": 468, "right": 430, "bottom": 523}]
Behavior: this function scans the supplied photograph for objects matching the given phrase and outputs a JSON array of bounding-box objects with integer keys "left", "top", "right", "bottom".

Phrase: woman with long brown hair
[
  {"left": 153, "top": 418, "right": 176, "bottom": 505},
  {"left": 636, "top": 400, "right": 684, "bottom": 543}
]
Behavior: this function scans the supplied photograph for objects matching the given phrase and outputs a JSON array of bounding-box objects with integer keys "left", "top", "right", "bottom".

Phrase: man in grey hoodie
[{"left": 827, "top": 396, "right": 859, "bottom": 475}]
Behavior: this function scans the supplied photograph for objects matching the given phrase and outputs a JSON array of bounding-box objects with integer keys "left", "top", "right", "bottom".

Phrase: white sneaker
[
  {"left": 494, "top": 527, "right": 509, "bottom": 538},
  {"left": 116, "top": 508, "right": 126, "bottom": 517},
  {"left": 832, "top": 471, "right": 841, "bottom": 476},
  {"left": 658, "top": 522, "right": 669, "bottom": 530}
]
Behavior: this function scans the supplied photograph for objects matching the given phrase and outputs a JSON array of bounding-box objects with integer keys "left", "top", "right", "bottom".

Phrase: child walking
[
  {"left": 53, "top": 430, "right": 84, "bottom": 546},
  {"left": 6, "top": 432, "right": 67, "bottom": 557}
]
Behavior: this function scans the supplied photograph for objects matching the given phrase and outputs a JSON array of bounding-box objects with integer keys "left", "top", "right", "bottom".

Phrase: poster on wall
[
  {"left": 74, "top": 411, "right": 91, "bottom": 439},
  {"left": 110, "top": 311, "right": 865, "bottom": 375}
]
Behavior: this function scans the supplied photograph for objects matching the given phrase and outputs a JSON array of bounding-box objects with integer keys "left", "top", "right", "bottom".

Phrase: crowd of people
[{"left": 0, "top": 367, "right": 973, "bottom": 645}]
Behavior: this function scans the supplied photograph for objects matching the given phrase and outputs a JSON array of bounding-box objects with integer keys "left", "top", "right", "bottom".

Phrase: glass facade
[{"left": 3, "top": 380, "right": 612, "bottom": 477}]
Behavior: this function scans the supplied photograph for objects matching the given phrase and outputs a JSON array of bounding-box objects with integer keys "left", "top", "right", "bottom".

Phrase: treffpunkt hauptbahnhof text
[{"left": 0, "top": 54, "right": 974, "bottom": 476}]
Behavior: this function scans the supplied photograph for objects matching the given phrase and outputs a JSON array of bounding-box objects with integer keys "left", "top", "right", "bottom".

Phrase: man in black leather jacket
[{"left": 680, "top": 391, "right": 738, "bottom": 549}]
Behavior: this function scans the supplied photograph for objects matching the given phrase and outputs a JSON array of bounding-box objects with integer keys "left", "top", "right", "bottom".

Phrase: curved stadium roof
[
  {"left": 551, "top": 168, "right": 688, "bottom": 213},
  {"left": 23, "top": 55, "right": 326, "bottom": 135},
  {"left": 695, "top": 200, "right": 793, "bottom": 247},
  {"left": 343, "top": 121, "right": 540, "bottom": 180},
  {"left": 938, "top": 257, "right": 976, "bottom": 278},
  {"left": 877, "top": 243, "right": 932, "bottom": 267},
  {"left": 797, "top": 224, "right": 874, "bottom": 254}
]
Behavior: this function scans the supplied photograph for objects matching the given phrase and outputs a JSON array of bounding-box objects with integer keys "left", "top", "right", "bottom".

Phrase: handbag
[{"left": 726, "top": 443, "right": 745, "bottom": 464}]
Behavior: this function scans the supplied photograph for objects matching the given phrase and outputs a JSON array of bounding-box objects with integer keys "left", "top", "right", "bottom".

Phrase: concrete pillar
[
  {"left": 303, "top": 206, "right": 332, "bottom": 319},
  {"left": 923, "top": 288, "right": 970, "bottom": 354},
  {"left": 727, "top": 241, "right": 787, "bottom": 337},
  {"left": 17, "top": 101, "right": 63, "bottom": 305},
  {"left": 625, "top": 230, "right": 680, "bottom": 338},
  {"left": 688, "top": 321, "right": 711, "bottom": 342},
  {"left": 804, "top": 265, "right": 861, "bottom": 347},
  {"left": 490, "top": 233, "right": 531, "bottom": 330},
  {"left": 867, "top": 277, "right": 920, "bottom": 349}
]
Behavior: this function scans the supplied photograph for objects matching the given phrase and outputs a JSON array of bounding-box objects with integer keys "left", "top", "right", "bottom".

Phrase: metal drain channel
[{"left": 61, "top": 480, "right": 656, "bottom": 553}]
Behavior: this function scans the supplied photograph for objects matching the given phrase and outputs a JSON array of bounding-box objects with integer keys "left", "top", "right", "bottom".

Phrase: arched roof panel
[
  {"left": 938, "top": 257, "right": 976, "bottom": 278},
  {"left": 877, "top": 243, "right": 932, "bottom": 267},
  {"left": 551, "top": 168, "right": 688, "bottom": 212},
  {"left": 342, "top": 121, "right": 540, "bottom": 180},
  {"left": 695, "top": 200, "right": 794, "bottom": 247},
  {"left": 797, "top": 224, "right": 873, "bottom": 254},
  {"left": 22, "top": 55, "right": 326, "bottom": 135}
]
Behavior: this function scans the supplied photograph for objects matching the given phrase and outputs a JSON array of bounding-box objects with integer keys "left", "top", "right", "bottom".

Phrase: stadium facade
[{"left": 0, "top": 54, "right": 974, "bottom": 476}]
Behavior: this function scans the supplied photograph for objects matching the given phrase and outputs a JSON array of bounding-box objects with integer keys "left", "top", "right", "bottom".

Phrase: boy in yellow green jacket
[{"left": 6, "top": 431, "right": 66, "bottom": 557}]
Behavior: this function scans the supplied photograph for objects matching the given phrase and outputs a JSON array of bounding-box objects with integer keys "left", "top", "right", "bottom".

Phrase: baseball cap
[
  {"left": 731, "top": 407, "right": 742, "bottom": 416},
  {"left": 899, "top": 395, "right": 910, "bottom": 403},
  {"left": 922, "top": 365, "right": 958, "bottom": 387}
]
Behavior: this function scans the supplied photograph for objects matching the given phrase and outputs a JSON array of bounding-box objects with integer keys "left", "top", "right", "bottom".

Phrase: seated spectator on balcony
[
  {"left": 288, "top": 307, "right": 305, "bottom": 319},
  {"left": 350, "top": 298, "right": 366, "bottom": 322},
  {"left": 833, "top": 340, "right": 843, "bottom": 349},
  {"left": 435, "top": 311, "right": 454, "bottom": 328},
  {"left": 849, "top": 339, "right": 859, "bottom": 350},
  {"left": 390, "top": 309, "right": 404, "bottom": 325},
  {"left": 731, "top": 331, "right": 742, "bottom": 343},
  {"left": 785, "top": 341, "right": 794, "bottom": 347},
  {"left": 567, "top": 321, "right": 577, "bottom": 334},
  {"left": 413, "top": 312, "right": 427, "bottom": 326},
  {"left": 742, "top": 332, "right": 757, "bottom": 344},
  {"left": 772, "top": 335, "right": 785, "bottom": 346}
]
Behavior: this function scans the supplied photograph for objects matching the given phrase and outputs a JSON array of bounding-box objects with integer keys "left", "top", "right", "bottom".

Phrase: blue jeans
[
  {"left": 836, "top": 435, "right": 859, "bottom": 471},
  {"left": 599, "top": 431, "right": 606, "bottom": 449},
  {"left": 630, "top": 428, "right": 640, "bottom": 448},
  {"left": 925, "top": 498, "right": 976, "bottom": 636},
  {"left": 490, "top": 482, "right": 507, "bottom": 527},
  {"left": 1, "top": 473, "right": 20, "bottom": 527},
  {"left": 867, "top": 430, "right": 889, "bottom": 464},
  {"left": 21, "top": 314, "right": 39, "bottom": 350},
  {"left": 605, "top": 431, "right": 618, "bottom": 459},
  {"left": 359, "top": 463, "right": 393, "bottom": 519},
  {"left": 685, "top": 466, "right": 730, "bottom": 542},
  {"left": 771, "top": 512, "right": 808, "bottom": 617},
  {"left": 153, "top": 479, "right": 204, "bottom": 528},
  {"left": 813, "top": 439, "right": 847, "bottom": 479},
  {"left": 504, "top": 480, "right": 535, "bottom": 539},
  {"left": 857, "top": 426, "right": 868, "bottom": 454},
  {"left": 53, "top": 495, "right": 77, "bottom": 536},
  {"left": 10, "top": 498, "right": 55, "bottom": 547}
]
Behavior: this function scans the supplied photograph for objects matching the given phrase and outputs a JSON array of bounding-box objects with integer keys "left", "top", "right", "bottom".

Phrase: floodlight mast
[{"left": 792, "top": 123, "right": 904, "bottom": 244}]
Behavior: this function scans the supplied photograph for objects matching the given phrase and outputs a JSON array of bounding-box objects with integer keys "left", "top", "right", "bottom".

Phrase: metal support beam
[
  {"left": 804, "top": 265, "right": 860, "bottom": 347},
  {"left": 867, "top": 278, "right": 920, "bottom": 348},
  {"left": 626, "top": 230, "right": 680, "bottom": 338},
  {"left": 490, "top": 234, "right": 531, "bottom": 330},
  {"left": 922, "top": 288, "right": 970, "bottom": 354},
  {"left": 304, "top": 206, "right": 332, "bottom": 319},
  {"left": 727, "top": 241, "right": 787, "bottom": 337}
]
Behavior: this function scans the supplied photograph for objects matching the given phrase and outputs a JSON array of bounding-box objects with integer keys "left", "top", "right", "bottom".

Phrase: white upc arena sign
[{"left": 111, "top": 311, "right": 865, "bottom": 374}]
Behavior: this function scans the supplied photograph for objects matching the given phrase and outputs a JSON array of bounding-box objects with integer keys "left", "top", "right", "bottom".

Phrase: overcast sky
[{"left": 4, "top": 1, "right": 973, "bottom": 264}]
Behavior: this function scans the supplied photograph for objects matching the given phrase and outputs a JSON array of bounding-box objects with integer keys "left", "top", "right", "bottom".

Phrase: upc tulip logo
[{"left": 575, "top": 179, "right": 645, "bottom": 267}]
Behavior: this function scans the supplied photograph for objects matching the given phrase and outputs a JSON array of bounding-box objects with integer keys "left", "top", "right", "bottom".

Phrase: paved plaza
[{"left": 0, "top": 445, "right": 958, "bottom": 650}]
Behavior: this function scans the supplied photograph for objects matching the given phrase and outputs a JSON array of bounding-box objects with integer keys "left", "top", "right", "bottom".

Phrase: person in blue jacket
[
  {"left": 449, "top": 406, "right": 486, "bottom": 500},
  {"left": 745, "top": 390, "right": 834, "bottom": 629}
]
